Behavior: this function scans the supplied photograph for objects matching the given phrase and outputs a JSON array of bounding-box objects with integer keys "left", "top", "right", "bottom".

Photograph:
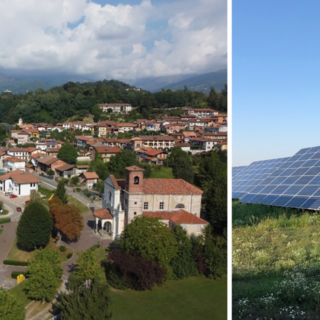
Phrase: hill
[{"left": 151, "top": 69, "right": 227, "bottom": 94}]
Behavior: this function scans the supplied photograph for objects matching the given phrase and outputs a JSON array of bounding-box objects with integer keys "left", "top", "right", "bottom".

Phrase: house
[
  {"left": 7, "top": 147, "right": 37, "bottom": 162},
  {"left": 75, "top": 165, "right": 89, "bottom": 175},
  {"left": 93, "top": 166, "right": 207, "bottom": 240},
  {"left": 92, "top": 146, "right": 122, "bottom": 163},
  {"left": 117, "top": 123, "right": 137, "bottom": 133},
  {"left": 130, "top": 136, "right": 175, "bottom": 151},
  {"left": 55, "top": 164, "right": 75, "bottom": 178},
  {"left": 36, "top": 156, "right": 67, "bottom": 173},
  {"left": 98, "top": 103, "right": 132, "bottom": 114},
  {"left": 3, "top": 157, "right": 26, "bottom": 172},
  {"left": 79, "top": 172, "right": 99, "bottom": 189},
  {"left": 189, "top": 138, "right": 217, "bottom": 151},
  {"left": 0, "top": 170, "right": 41, "bottom": 196},
  {"left": 136, "top": 148, "right": 167, "bottom": 165}
]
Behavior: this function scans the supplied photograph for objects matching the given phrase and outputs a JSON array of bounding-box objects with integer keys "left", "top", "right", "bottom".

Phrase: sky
[
  {"left": 233, "top": 0, "right": 320, "bottom": 166},
  {"left": 0, "top": 0, "right": 227, "bottom": 81}
]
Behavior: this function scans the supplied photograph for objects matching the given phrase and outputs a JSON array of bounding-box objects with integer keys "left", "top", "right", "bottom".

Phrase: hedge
[
  {"left": 67, "top": 253, "right": 73, "bottom": 259},
  {"left": 11, "top": 271, "right": 27, "bottom": 279},
  {"left": 3, "top": 260, "right": 29, "bottom": 266},
  {"left": 90, "top": 244, "right": 101, "bottom": 251},
  {"left": 0, "top": 218, "right": 10, "bottom": 224}
]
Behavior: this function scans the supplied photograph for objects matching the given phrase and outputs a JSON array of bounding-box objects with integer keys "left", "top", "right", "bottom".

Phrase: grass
[
  {"left": 150, "top": 167, "right": 174, "bottom": 179},
  {"left": 0, "top": 209, "right": 9, "bottom": 215},
  {"left": 111, "top": 277, "right": 227, "bottom": 320},
  {"left": 67, "top": 195, "right": 90, "bottom": 214},
  {"left": 0, "top": 229, "right": 3, "bottom": 236},
  {"left": 6, "top": 237, "right": 73, "bottom": 263},
  {"left": 233, "top": 202, "right": 320, "bottom": 319},
  {"left": 8, "top": 281, "right": 31, "bottom": 307}
]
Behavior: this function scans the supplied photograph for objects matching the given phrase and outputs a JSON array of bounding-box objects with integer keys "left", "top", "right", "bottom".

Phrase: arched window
[
  {"left": 134, "top": 176, "right": 139, "bottom": 185},
  {"left": 175, "top": 203, "right": 185, "bottom": 209}
]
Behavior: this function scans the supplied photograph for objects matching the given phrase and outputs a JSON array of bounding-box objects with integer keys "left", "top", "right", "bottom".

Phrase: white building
[{"left": 98, "top": 103, "right": 132, "bottom": 114}]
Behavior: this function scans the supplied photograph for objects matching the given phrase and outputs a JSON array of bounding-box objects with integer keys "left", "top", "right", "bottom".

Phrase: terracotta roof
[
  {"left": 143, "top": 179, "right": 203, "bottom": 195},
  {"left": 76, "top": 165, "right": 89, "bottom": 169},
  {"left": 31, "top": 153, "right": 44, "bottom": 159},
  {"left": 143, "top": 210, "right": 208, "bottom": 225},
  {"left": 110, "top": 175, "right": 122, "bottom": 189},
  {"left": 95, "top": 146, "right": 121, "bottom": 154},
  {"left": 133, "top": 135, "right": 175, "bottom": 141},
  {"left": 115, "top": 178, "right": 125, "bottom": 189},
  {"left": 144, "top": 149, "right": 163, "bottom": 156},
  {"left": 46, "top": 148, "right": 59, "bottom": 152},
  {"left": 76, "top": 136, "right": 93, "bottom": 141},
  {"left": 117, "top": 123, "right": 136, "bottom": 127},
  {"left": 55, "top": 164, "right": 75, "bottom": 172},
  {"left": 0, "top": 170, "right": 24, "bottom": 181},
  {"left": 37, "top": 156, "right": 59, "bottom": 165},
  {"left": 125, "top": 165, "right": 144, "bottom": 172},
  {"left": 93, "top": 208, "right": 113, "bottom": 219},
  {"left": 4, "top": 157, "right": 25, "bottom": 162},
  {"left": 82, "top": 172, "right": 99, "bottom": 179},
  {"left": 11, "top": 174, "right": 41, "bottom": 184}
]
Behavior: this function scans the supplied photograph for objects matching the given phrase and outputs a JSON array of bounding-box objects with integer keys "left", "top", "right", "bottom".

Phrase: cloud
[{"left": 0, "top": 0, "right": 227, "bottom": 80}]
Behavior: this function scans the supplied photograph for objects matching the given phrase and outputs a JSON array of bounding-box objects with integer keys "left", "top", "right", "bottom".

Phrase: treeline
[{"left": 0, "top": 79, "right": 227, "bottom": 124}]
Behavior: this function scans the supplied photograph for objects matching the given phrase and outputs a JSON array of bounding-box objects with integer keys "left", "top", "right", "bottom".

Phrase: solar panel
[
  {"left": 232, "top": 157, "right": 289, "bottom": 199},
  {"left": 236, "top": 146, "right": 320, "bottom": 210}
]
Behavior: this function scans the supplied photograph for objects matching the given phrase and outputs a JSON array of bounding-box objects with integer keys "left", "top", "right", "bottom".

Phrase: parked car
[
  {"left": 10, "top": 194, "right": 17, "bottom": 198},
  {"left": 16, "top": 207, "right": 22, "bottom": 212}
]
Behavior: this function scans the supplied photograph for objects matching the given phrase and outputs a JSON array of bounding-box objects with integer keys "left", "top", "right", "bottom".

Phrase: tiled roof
[
  {"left": 110, "top": 175, "right": 122, "bottom": 189},
  {"left": 55, "top": 164, "right": 75, "bottom": 172},
  {"left": 117, "top": 123, "right": 136, "bottom": 127},
  {"left": 144, "top": 149, "right": 163, "bottom": 156},
  {"left": 11, "top": 174, "right": 41, "bottom": 184},
  {"left": 93, "top": 208, "right": 113, "bottom": 219},
  {"left": 143, "top": 210, "right": 208, "bottom": 225},
  {"left": 133, "top": 135, "right": 175, "bottom": 141},
  {"left": 0, "top": 170, "right": 24, "bottom": 181},
  {"left": 125, "top": 165, "right": 144, "bottom": 172},
  {"left": 76, "top": 165, "right": 89, "bottom": 169},
  {"left": 4, "top": 157, "right": 25, "bottom": 162},
  {"left": 143, "top": 179, "right": 203, "bottom": 195},
  {"left": 83, "top": 172, "right": 99, "bottom": 179},
  {"left": 95, "top": 146, "right": 121, "bottom": 154},
  {"left": 37, "top": 155, "right": 59, "bottom": 165}
]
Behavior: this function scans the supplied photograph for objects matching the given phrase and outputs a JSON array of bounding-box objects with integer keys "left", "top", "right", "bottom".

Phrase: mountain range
[{"left": 0, "top": 68, "right": 227, "bottom": 95}]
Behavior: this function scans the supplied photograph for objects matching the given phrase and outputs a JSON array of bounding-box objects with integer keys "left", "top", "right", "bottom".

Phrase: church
[{"left": 93, "top": 166, "right": 208, "bottom": 240}]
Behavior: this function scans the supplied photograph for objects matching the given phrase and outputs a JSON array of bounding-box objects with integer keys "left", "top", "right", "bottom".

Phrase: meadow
[{"left": 233, "top": 202, "right": 320, "bottom": 319}]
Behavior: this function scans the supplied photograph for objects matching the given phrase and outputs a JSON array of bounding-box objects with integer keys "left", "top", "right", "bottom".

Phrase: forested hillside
[{"left": 0, "top": 79, "right": 227, "bottom": 124}]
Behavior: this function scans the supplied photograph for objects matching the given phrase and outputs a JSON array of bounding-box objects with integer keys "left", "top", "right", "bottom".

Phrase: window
[
  {"left": 175, "top": 203, "right": 185, "bottom": 209},
  {"left": 134, "top": 212, "right": 137, "bottom": 215},
  {"left": 134, "top": 176, "right": 139, "bottom": 185},
  {"left": 159, "top": 202, "right": 164, "bottom": 209},
  {"left": 144, "top": 202, "right": 148, "bottom": 209}
]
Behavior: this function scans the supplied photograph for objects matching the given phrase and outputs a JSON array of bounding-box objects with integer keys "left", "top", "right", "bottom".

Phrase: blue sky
[{"left": 233, "top": 1, "right": 320, "bottom": 166}]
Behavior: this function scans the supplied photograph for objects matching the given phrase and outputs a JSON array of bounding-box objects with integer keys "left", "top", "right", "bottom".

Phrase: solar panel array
[
  {"left": 232, "top": 158, "right": 288, "bottom": 199},
  {"left": 236, "top": 146, "right": 320, "bottom": 210}
]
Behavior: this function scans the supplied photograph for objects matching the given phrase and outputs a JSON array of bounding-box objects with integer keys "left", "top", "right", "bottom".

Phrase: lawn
[
  {"left": 233, "top": 202, "right": 320, "bottom": 319},
  {"left": 111, "top": 277, "right": 227, "bottom": 320},
  {"left": 8, "top": 281, "right": 31, "bottom": 307},
  {"left": 150, "top": 167, "right": 174, "bottom": 179},
  {"left": 6, "top": 237, "right": 73, "bottom": 263},
  {"left": 0, "top": 209, "right": 9, "bottom": 215},
  {"left": 67, "top": 195, "right": 90, "bottom": 214}
]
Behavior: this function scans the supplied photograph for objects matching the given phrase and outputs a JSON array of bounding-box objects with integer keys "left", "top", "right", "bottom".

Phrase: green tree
[
  {"left": 120, "top": 216, "right": 178, "bottom": 267},
  {"left": 0, "top": 288, "right": 25, "bottom": 320},
  {"left": 172, "top": 157, "right": 194, "bottom": 184},
  {"left": 58, "top": 280, "right": 112, "bottom": 320},
  {"left": 166, "top": 146, "right": 190, "bottom": 167},
  {"left": 57, "top": 142, "right": 78, "bottom": 164},
  {"left": 16, "top": 201, "right": 53, "bottom": 251},
  {"left": 170, "top": 224, "right": 198, "bottom": 279},
  {"left": 25, "top": 248, "right": 62, "bottom": 302},
  {"left": 91, "top": 104, "right": 102, "bottom": 122},
  {"left": 54, "top": 180, "right": 68, "bottom": 204},
  {"left": 71, "top": 176, "right": 79, "bottom": 185},
  {"left": 47, "top": 169, "right": 54, "bottom": 176},
  {"left": 69, "top": 249, "right": 99, "bottom": 291}
]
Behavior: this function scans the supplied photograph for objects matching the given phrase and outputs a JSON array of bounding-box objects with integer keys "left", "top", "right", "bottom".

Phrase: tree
[
  {"left": 47, "top": 169, "right": 54, "bottom": 176},
  {"left": 120, "top": 216, "right": 178, "bottom": 267},
  {"left": 25, "top": 248, "right": 62, "bottom": 302},
  {"left": 91, "top": 104, "right": 102, "bottom": 122},
  {"left": 0, "top": 288, "right": 25, "bottom": 320},
  {"left": 17, "top": 201, "right": 53, "bottom": 251},
  {"left": 166, "top": 146, "right": 190, "bottom": 167},
  {"left": 71, "top": 176, "right": 79, "bottom": 185},
  {"left": 49, "top": 198, "right": 84, "bottom": 243},
  {"left": 172, "top": 157, "right": 194, "bottom": 184},
  {"left": 54, "top": 180, "right": 68, "bottom": 204},
  {"left": 69, "top": 249, "right": 99, "bottom": 291},
  {"left": 170, "top": 225, "right": 198, "bottom": 279},
  {"left": 58, "top": 280, "right": 112, "bottom": 320},
  {"left": 57, "top": 142, "right": 78, "bottom": 164}
]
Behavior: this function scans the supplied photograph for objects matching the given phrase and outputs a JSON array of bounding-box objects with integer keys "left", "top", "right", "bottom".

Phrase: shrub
[
  {"left": 0, "top": 218, "right": 10, "bottom": 224},
  {"left": 106, "top": 266, "right": 130, "bottom": 290},
  {"left": 11, "top": 271, "right": 27, "bottom": 279},
  {"left": 76, "top": 187, "right": 82, "bottom": 192},
  {"left": 60, "top": 245, "right": 67, "bottom": 252},
  {"left": 108, "top": 250, "right": 167, "bottom": 290},
  {"left": 90, "top": 244, "right": 101, "bottom": 251},
  {"left": 3, "top": 260, "right": 29, "bottom": 266},
  {"left": 67, "top": 253, "right": 73, "bottom": 259}
]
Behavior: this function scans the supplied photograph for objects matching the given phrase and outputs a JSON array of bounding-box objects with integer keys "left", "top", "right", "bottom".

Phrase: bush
[
  {"left": 76, "top": 187, "right": 82, "bottom": 192},
  {"left": 106, "top": 266, "right": 130, "bottom": 290},
  {"left": 108, "top": 250, "right": 167, "bottom": 290},
  {"left": 90, "top": 244, "right": 101, "bottom": 251},
  {"left": 0, "top": 218, "right": 10, "bottom": 224},
  {"left": 60, "top": 245, "right": 67, "bottom": 252},
  {"left": 11, "top": 271, "right": 27, "bottom": 279},
  {"left": 67, "top": 253, "right": 73, "bottom": 259},
  {"left": 3, "top": 260, "right": 29, "bottom": 266}
]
